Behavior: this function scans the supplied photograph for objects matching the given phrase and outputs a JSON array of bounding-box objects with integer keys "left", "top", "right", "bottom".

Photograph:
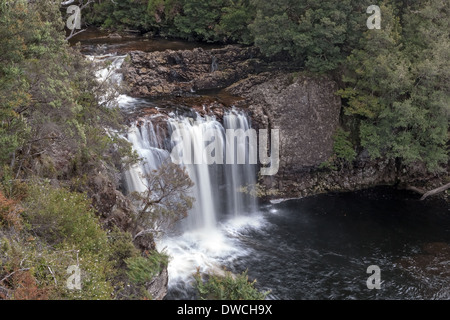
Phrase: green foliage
[
  {"left": 194, "top": 269, "right": 269, "bottom": 300},
  {"left": 0, "top": 0, "right": 137, "bottom": 186},
  {"left": 332, "top": 127, "right": 356, "bottom": 163},
  {"left": 249, "top": 0, "right": 372, "bottom": 72},
  {"left": 0, "top": 180, "right": 118, "bottom": 299},
  {"left": 132, "top": 160, "right": 195, "bottom": 233},
  {"left": 216, "top": 0, "right": 255, "bottom": 44},
  {"left": 23, "top": 182, "right": 108, "bottom": 254},
  {"left": 0, "top": 181, "right": 162, "bottom": 300},
  {"left": 86, "top": 0, "right": 152, "bottom": 31},
  {"left": 339, "top": 0, "right": 449, "bottom": 172},
  {"left": 125, "top": 251, "right": 169, "bottom": 285},
  {"left": 173, "top": 0, "right": 225, "bottom": 41},
  {"left": 0, "top": 232, "right": 115, "bottom": 300}
]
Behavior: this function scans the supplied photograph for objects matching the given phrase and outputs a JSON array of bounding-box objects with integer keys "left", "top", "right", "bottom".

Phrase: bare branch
[
  {"left": 420, "top": 182, "right": 450, "bottom": 201},
  {"left": 404, "top": 183, "right": 450, "bottom": 201},
  {"left": 66, "top": 28, "right": 87, "bottom": 41}
]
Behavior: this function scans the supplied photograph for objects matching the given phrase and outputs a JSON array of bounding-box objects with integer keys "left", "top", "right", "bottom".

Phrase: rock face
[
  {"left": 123, "top": 45, "right": 447, "bottom": 200},
  {"left": 123, "top": 45, "right": 261, "bottom": 97},
  {"left": 226, "top": 73, "right": 444, "bottom": 199},
  {"left": 228, "top": 73, "right": 341, "bottom": 171},
  {"left": 147, "top": 266, "right": 169, "bottom": 300}
]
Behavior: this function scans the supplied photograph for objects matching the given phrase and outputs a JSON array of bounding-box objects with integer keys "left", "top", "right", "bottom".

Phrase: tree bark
[
  {"left": 406, "top": 182, "right": 450, "bottom": 200},
  {"left": 419, "top": 182, "right": 450, "bottom": 201}
]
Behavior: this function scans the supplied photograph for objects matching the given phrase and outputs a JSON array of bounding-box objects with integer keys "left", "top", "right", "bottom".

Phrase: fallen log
[
  {"left": 404, "top": 182, "right": 450, "bottom": 200},
  {"left": 419, "top": 182, "right": 450, "bottom": 201}
]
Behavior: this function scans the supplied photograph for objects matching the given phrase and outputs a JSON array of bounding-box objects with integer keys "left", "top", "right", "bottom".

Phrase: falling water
[
  {"left": 88, "top": 53, "right": 258, "bottom": 227},
  {"left": 80, "top": 38, "right": 450, "bottom": 301},
  {"left": 123, "top": 120, "right": 170, "bottom": 194},
  {"left": 90, "top": 50, "right": 259, "bottom": 296},
  {"left": 122, "top": 110, "right": 258, "bottom": 231}
]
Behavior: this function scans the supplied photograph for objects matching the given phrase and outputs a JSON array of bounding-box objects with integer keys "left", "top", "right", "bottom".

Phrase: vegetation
[
  {"left": 0, "top": 0, "right": 191, "bottom": 300},
  {"left": 339, "top": 0, "right": 449, "bottom": 172},
  {"left": 125, "top": 251, "right": 169, "bottom": 285},
  {"left": 82, "top": 0, "right": 448, "bottom": 172},
  {"left": 131, "top": 160, "right": 195, "bottom": 236},
  {"left": 0, "top": 0, "right": 448, "bottom": 301},
  {"left": 194, "top": 269, "right": 269, "bottom": 300}
]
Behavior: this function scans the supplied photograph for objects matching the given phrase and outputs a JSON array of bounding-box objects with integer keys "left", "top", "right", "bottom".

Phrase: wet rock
[
  {"left": 123, "top": 45, "right": 262, "bottom": 97},
  {"left": 146, "top": 266, "right": 168, "bottom": 300}
]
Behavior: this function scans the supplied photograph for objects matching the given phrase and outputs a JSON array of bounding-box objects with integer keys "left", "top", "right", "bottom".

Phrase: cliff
[
  {"left": 227, "top": 73, "right": 447, "bottom": 199},
  {"left": 123, "top": 47, "right": 448, "bottom": 200}
]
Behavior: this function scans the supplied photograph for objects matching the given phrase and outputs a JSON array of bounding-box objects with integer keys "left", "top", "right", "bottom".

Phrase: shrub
[
  {"left": 194, "top": 269, "right": 269, "bottom": 300},
  {"left": 0, "top": 191, "right": 23, "bottom": 231},
  {"left": 10, "top": 270, "right": 49, "bottom": 300},
  {"left": 125, "top": 251, "right": 169, "bottom": 285},
  {"left": 22, "top": 182, "right": 108, "bottom": 253},
  {"left": 332, "top": 127, "right": 356, "bottom": 163}
]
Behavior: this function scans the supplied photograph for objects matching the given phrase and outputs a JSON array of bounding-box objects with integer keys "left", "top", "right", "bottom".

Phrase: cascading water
[
  {"left": 88, "top": 50, "right": 260, "bottom": 296},
  {"left": 223, "top": 111, "right": 258, "bottom": 217},
  {"left": 76, "top": 37, "right": 450, "bottom": 301},
  {"left": 122, "top": 120, "right": 170, "bottom": 194},
  {"left": 166, "top": 111, "right": 257, "bottom": 231}
]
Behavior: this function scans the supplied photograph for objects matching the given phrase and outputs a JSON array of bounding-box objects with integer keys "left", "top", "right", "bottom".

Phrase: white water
[{"left": 91, "top": 51, "right": 260, "bottom": 292}]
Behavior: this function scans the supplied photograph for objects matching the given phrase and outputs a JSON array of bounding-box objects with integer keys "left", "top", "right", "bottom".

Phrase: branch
[
  {"left": 404, "top": 185, "right": 426, "bottom": 195},
  {"left": 133, "top": 229, "right": 159, "bottom": 241},
  {"left": 61, "top": 0, "right": 77, "bottom": 5},
  {"left": 64, "top": 0, "right": 95, "bottom": 41},
  {"left": 66, "top": 28, "right": 87, "bottom": 41},
  {"left": 405, "top": 183, "right": 450, "bottom": 200},
  {"left": 420, "top": 182, "right": 450, "bottom": 201}
]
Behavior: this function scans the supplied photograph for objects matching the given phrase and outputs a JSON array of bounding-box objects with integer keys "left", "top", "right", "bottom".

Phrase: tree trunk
[
  {"left": 404, "top": 182, "right": 450, "bottom": 200},
  {"left": 419, "top": 182, "right": 450, "bottom": 201}
]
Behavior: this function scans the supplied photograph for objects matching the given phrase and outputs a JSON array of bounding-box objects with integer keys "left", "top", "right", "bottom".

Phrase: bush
[
  {"left": 194, "top": 269, "right": 269, "bottom": 300},
  {"left": 0, "top": 191, "right": 23, "bottom": 231},
  {"left": 332, "top": 127, "right": 356, "bottom": 163},
  {"left": 125, "top": 251, "right": 169, "bottom": 285},
  {"left": 22, "top": 182, "right": 108, "bottom": 253}
]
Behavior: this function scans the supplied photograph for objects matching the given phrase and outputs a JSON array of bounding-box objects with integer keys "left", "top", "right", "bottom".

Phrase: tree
[
  {"left": 249, "top": 0, "right": 372, "bottom": 72},
  {"left": 339, "top": 0, "right": 449, "bottom": 172},
  {"left": 216, "top": 0, "right": 255, "bottom": 44},
  {"left": 0, "top": 0, "right": 136, "bottom": 182},
  {"left": 131, "top": 160, "right": 195, "bottom": 238},
  {"left": 173, "top": 0, "right": 226, "bottom": 41}
]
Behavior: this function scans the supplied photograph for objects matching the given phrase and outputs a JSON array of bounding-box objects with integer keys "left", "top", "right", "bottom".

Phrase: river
[{"left": 72, "top": 30, "right": 450, "bottom": 300}]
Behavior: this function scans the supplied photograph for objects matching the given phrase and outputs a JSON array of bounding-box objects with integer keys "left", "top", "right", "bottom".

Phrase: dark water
[
  {"left": 69, "top": 28, "right": 221, "bottom": 55},
  {"left": 165, "top": 187, "right": 450, "bottom": 300},
  {"left": 225, "top": 187, "right": 450, "bottom": 300}
]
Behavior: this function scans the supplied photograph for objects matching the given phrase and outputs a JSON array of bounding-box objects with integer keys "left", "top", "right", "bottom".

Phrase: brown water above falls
[{"left": 69, "top": 28, "right": 221, "bottom": 55}]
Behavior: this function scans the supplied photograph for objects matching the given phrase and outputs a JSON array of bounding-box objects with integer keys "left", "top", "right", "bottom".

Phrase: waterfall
[
  {"left": 123, "top": 120, "right": 170, "bottom": 194},
  {"left": 88, "top": 51, "right": 257, "bottom": 231},
  {"left": 223, "top": 110, "right": 258, "bottom": 217},
  {"left": 123, "top": 109, "right": 257, "bottom": 232},
  {"left": 166, "top": 111, "right": 257, "bottom": 231},
  {"left": 89, "top": 50, "right": 260, "bottom": 293}
]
